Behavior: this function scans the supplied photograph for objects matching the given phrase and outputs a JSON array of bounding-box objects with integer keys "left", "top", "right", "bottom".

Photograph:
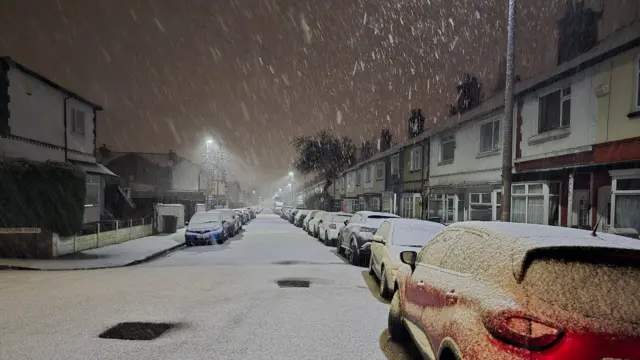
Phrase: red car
[{"left": 389, "top": 221, "right": 640, "bottom": 360}]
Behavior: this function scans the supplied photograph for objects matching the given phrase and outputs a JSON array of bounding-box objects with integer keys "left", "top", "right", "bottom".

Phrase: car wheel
[
  {"left": 336, "top": 238, "right": 345, "bottom": 255},
  {"left": 207, "top": 238, "right": 213, "bottom": 246},
  {"left": 186, "top": 241, "right": 192, "bottom": 247},
  {"left": 323, "top": 231, "right": 331, "bottom": 246},
  {"left": 349, "top": 241, "right": 360, "bottom": 266},
  {"left": 368, "top": 256, "right": 376, "bottom": 277},
  {"left": 380, "top": 267, "right": 391, "bottom": 299},
  {"left": 388, "top": 291, "right": 409, "bottom": 342}
]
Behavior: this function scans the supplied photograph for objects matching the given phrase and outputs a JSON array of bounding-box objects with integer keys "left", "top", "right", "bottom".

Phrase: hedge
[{"left": 0, "top": 159, "right": 86, "bottom": 236}]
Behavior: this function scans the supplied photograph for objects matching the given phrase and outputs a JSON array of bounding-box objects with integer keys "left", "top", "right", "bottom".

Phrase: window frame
[
  {"left": 609, "top": 169, "right": 640, "bottom": 231},
  {"left": 510, "top": 182, "right": 560, "bottom": 225},
  {"left": 410, "top": 146, "right": 422, "bottom": 171},
  {"left": 478, "top": 118, "right": 501, "bottom": 154},
  {"left": 390, "top": 154, "right": 400, "bottom": 175},
  {"left": 440, "top": 134, "right": 455, "bottom": 163},
  {"left": 71, "top": 108, "right": 86, "bottom": 136},
  {"left": 364, "top": 166, "right": 371, "bottom": 183},
  {"left": 375, "top": 162, "right": 384, "bottom": 180},
  {"left": 538, "top": 87, "right": 571, "bottom": 134}
]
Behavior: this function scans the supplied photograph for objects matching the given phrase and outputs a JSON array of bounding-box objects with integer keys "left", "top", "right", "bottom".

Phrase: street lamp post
[{"left": 501, "top": 0, "right": 517, "bottom": 222}]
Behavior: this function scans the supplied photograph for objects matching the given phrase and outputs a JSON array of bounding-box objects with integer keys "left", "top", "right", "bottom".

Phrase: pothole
[
  {"left": 272, "top": 260, "right": 302, "bottom": 265},
  {"left": 276, "top": 278, "right": 311, "bottom": 288},
  {"left": 98, "top": 322, "right": 178, "bottom": 340}
]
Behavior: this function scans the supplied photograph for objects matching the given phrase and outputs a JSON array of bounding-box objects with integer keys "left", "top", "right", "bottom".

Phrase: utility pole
[{"left": 501, "top": 0, "right": 517, "bottom": 222}]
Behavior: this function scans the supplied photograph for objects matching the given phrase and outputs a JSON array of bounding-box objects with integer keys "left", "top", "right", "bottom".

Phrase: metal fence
[{"left": 56, "top": 216, "right": 154, "bottom": 256}]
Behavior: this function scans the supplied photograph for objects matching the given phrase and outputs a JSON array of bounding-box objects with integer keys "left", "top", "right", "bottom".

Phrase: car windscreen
[
  {"left": 391, "top": 223, "right": 445, "bottom": 247},
  {"left": 521, "top": 248, "right": 640, "bottom": 324},
  {"left": 331, "top": 214, "right": 352, "bottom": 222},
  {"left": 190, "top": 213, "right": 222, "bottom": 225},
  {"left": 365, "top": 216, "right": 398, "bottom": 227}
]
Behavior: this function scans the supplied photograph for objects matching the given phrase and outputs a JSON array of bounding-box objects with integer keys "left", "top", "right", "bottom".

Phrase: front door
[
  {"left": 572, "top": 190, "right": 590, "bottom": 228},
  {"left": 445, "top": 195, "right": 457, "bottom": 223}
]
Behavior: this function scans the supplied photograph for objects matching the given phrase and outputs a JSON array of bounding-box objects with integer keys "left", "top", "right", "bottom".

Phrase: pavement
[
  {"left": 0, "top": 211, "right": 419, "bottom": 360},
  {"left": 0, "top": 229, "right": 186, "bottom": 270}
]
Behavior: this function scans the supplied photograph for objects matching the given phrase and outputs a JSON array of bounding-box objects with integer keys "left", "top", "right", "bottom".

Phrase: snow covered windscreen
[
  {"left": 391, "top": 223, "right": 445, "bottom": 247},
  {"left": 365, "top": 215, "right": 397, "bottom": 228},
  {"left": 521, "top": 249, "right": 640, "bottom": 324}
]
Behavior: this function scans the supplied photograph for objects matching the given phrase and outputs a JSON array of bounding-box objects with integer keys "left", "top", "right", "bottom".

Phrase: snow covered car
[
  {"left": 303, "top": 210, "right": 321, "bottom": 231},
  {"left": 337, "top": 211, "right": 400, "bottom": 266},
  {"left": 307, "top": 210, "right": 327, "bottom": 236},
  {"left": 294, "top": 210, "right": 309, "bottom": 227},
  {"left": 368, "top": 218, "right": 445, "bottom": 298},
  {"left": 389, "top": 222, "right": 640, "bottom": 360},
  {"left": 318, "top": 212, "right": 352, "bottom": 246},
  {"left": 184, "top": 211, "right": 226, "bottom": 246}
]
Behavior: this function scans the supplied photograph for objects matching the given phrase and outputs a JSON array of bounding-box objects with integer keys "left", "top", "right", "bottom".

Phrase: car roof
[
  {"left": 446, "top": 221, "right": 640, "bottom": 282},
  {"left": 387, "top": 218, "right": 445, "bottom": 229}
]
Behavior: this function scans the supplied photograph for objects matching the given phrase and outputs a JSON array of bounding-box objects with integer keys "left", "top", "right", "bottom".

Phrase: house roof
[
  {"left": 0, "top": 56, "right": 103, "bottom": 110},
  {"left": 330, "top": 21, "right": 640, "bottom": 181}
]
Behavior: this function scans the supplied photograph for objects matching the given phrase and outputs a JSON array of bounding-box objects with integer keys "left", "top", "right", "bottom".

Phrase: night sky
[{"left": 0, "top": 0, "right": 586, "bottom": 188}]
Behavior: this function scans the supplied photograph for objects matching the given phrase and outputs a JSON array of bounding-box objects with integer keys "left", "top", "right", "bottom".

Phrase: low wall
[
  {"left": 0, "top": 232, "right": 55, "bottom": 259},
  {"left": 55, "top": 224, "right": 153, "bottom": 256}
]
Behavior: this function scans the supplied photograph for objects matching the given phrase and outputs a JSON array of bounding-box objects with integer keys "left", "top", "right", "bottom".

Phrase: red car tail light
[
  {"left": 329, "top": 224, "right": 337, "bottom": 229},
  {"left": 484, "top": 312, "right": 563, "bottom": 351}
]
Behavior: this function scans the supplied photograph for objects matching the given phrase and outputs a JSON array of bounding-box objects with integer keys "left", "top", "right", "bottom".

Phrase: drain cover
[
  {"left": 277, "top": 279, "right": 311, "bottom": 288},
  {"left": 98, "top": 322, "right": 176, "bottom": 340}
]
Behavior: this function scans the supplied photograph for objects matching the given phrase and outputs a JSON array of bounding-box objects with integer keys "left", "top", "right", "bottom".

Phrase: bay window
[
  {"left": 610, "top": 169, "right": 640, "bottom": 233},
  {"left": 511, "top": 182, "right": 560, "bottom": 225}
]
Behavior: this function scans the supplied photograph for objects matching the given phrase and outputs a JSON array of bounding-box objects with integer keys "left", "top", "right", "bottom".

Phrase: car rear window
[
  {"left": 365, "top": 216, "right": 396, "bottom": 227},
  {"left": 521, "top": 249, "right": 640, "bottom": 324}
]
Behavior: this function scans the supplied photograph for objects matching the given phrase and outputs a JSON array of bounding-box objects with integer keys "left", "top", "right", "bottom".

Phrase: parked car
[
  {"left": 307, "top": 210, "right": 327, "bottom": 236},
  {"left": 216, "top": 209, "right": 241, "bottom": 238},
  {"left": 337, "top": 211, "right": 399, "bottom": 266},
  {"left": 234, "top": 209, "right": 249, "bottom": 224},
  {"left": 303, "top": 210, "right": 321, "bottom": 231},
  {"left": 369, "top": 218, "right": 445, "bottom": 298},
  {"left": 389, "top": 222, "right": 640, "bottom": 360},
  {"left": 294, "top": 210, "right": 309, "bottom": 227},
  {"left": 184, "top": 211, "right": 227, "bottom": 246},
  {"left": 248, "top": 207, "right": 256, "bottom": 219},
  {"left": 289, "top": 208, "right": 300, "bottom": 224},
  {"left": 318, "top": 212, "right": 352, "bottom": 246}
]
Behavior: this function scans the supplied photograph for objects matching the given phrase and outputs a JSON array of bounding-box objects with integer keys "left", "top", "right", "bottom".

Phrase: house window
[
  {"left": 511, "top": 182, "right": 559, "bottom": 225},
  {"left": 376, "top": 162, "right": 384, "bottom": 180},
  {"left": 71, "top": 109, "right": 86, "bottom": 136},
  {"left": 390, "top": 154, "right": 400, "bottom": 175},
  {"left": 364, "top": 166, "right": 371, "bottom": 183},
  {"left": 356, "top": 170, "right": 362, "bottom": 185},
  {"left": 469, "top": 193, "right": 492, "bottom": 221},
  {"left": 634, "top": 56, "right": 640, "bottom": 110},
  {"left": 440, "top": 134, "right": 455, "bottom": 162},
  {"left": 410, "top": 147, "right": 422, "bottom": 171},
  {"left": 479, "top": 119, "right": 500, "bottom": 153},
  {"left": 538, "top": 87, "right": 571, "bottom": 133},
  {"left": 610, "top": 170, "right": 640, "bottom": 232},
  {"left": 85, "top": 174, "right": 100, "bottom": 206}
]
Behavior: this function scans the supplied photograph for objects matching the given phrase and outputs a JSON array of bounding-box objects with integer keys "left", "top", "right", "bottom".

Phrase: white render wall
[
  {"left": 428, "top": 113, "right": 503, "bottom": 187},
  {"left": 6, "top": 67, "right": 96, "bottom": 163},
  {"left": 517, "top": 68, "right": 597, "bottom": 162},
  {"left": 172, "top": 158, "right": 200, "bottom": 191}
]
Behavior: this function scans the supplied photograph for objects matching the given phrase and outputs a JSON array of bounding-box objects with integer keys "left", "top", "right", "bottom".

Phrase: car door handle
[
  {"left": 416, "top": 281, "right": 425, "bottom": 287},
  {"left": 445, "top": 290, "right": 458, "bottom": 304}
]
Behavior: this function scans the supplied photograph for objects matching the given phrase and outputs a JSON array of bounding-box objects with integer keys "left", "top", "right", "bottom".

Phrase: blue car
[{"left": 184, "top": 211, "right": 227, "bottom": 246}]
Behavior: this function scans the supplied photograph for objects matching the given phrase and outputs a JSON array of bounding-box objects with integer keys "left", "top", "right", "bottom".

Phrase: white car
[
  {"left": 303, "top": 210, "right": 321, "bottom": 231},
  {"left": 318, "top": 212, "right": 352, "bottom": 246},
  {"left": 307, "top": 211, "right": 327, "bottom": 237},
  {"left": 368, "top": 218, "right": 445, "bottom": 298}
]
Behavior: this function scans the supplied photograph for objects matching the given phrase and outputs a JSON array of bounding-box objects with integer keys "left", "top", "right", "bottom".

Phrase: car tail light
[
  {"left": 360, "top": 227, "right": 375, "bottom": 233},
  {"left": 329, "top": 224, "right": 337, "bottom": 229},
  {"left": 484, "top": 312, "right": 562, "bottom": 351}
]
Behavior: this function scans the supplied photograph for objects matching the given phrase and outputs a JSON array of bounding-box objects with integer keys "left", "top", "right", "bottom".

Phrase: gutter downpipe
[{"left": 63, "top": 95, "right": 72, "bottom": 163}]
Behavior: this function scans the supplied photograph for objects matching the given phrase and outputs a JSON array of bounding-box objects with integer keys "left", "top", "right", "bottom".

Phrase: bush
[{"left": 0, "top": 159, "right": 86, "bottom": 236}]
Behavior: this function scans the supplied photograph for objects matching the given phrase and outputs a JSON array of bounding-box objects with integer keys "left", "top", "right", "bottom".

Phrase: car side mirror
[
  {"left": 400, "top": 251, "right": 417, "bottom": 270},
  {"left": 222, "top": 220, "right": 227, "bottom": 224},
  {"left": 371, "top": 235, "right": 384, "bottom": 244},
  {"left": 344, "top": 220, "right": 348, "bottom": 225},
  {"left": 184, "top": 221, "right": 189, "bottom": 225}
]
